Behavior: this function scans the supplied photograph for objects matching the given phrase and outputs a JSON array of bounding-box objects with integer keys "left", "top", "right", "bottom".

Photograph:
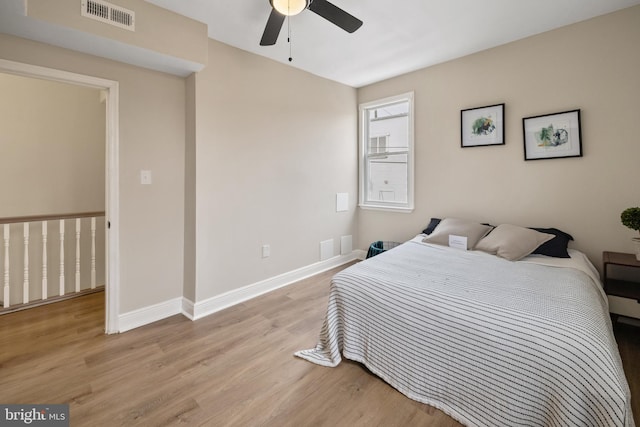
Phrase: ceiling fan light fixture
[{"left": 270, "top": 0, "right": 309, "bottom": 16}]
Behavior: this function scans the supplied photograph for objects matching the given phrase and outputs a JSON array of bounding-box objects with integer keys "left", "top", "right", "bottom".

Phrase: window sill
[{"left": 358, "top": 204, "right": 414, "bottom": 213}]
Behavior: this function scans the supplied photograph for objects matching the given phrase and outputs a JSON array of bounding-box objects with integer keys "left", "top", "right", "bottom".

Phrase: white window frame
[{"left": 358, "top": 91, "right": 414, "bottom": 212}]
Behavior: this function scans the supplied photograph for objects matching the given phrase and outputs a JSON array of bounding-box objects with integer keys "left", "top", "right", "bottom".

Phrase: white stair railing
[
  {"left": 91, "top": 217, "right": 97, "bottom": 289},
  {"left": 42, "top": 222, "right": 48, "bottom": 301},
  {"left": 75, "top": 218, "right": 81, "bottom": 293},
  {"left": 3, "top": 224, "right": 9, "bottom": 308},
  {"left": 59, "top": 219, "right": 65, "bottom": 297},
  {"left": 0, "top": 211, "right": 105, "bottom": 310},
  {"left": 23, "top": 223, "right": 29, "bottom": 304}
]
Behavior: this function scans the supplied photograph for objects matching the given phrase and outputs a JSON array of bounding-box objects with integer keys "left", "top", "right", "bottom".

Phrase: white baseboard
[
  {"left": 118, "top": 297, "right": 182, "bottom": 332},
  {"left": 118, "top": 250, "right": 365, "bottom": 331},
  {"left": 354, "top": 249, "right": 367, "bottom": 260},
  {"left": 184, "top": 250, "right": 365, "bottom": 321},
  {"left": 181, "top": 298, "right": 195, "bottom": 321}
]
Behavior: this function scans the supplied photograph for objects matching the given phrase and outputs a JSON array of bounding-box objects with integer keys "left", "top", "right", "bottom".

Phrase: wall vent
[{"left": 81, "top": 0, "right": 135, "bottom": 31}]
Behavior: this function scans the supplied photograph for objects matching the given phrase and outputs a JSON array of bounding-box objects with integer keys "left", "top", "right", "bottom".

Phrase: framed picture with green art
[
  {"left": 522, "top": 109, "right": 582, "bottom": 160},
  {"left": 461, "top": 103, "right": 505, "bottom": 148}
]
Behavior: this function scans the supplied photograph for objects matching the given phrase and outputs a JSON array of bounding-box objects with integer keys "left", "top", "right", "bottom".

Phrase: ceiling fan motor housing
[{"left": 270, "top": 0, "right": 310, "bottom": 16}]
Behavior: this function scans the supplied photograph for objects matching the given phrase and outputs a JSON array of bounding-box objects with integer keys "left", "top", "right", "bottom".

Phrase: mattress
[{"left": 296, "top": 237, "right": 634, "bottom": 427}]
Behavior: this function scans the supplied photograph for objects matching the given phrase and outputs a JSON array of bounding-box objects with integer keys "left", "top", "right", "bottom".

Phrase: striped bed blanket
[{"left": 295, "top": 237, "right": 634, "bottom": 427}]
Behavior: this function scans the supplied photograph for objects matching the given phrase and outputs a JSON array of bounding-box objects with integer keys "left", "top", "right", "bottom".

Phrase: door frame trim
[{"left": 0, "top": 59, "right": 120, "bottom": 333}]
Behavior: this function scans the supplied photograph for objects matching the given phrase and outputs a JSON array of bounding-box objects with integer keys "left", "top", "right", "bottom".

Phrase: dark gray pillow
[
  {"left": 530, "top": 227, "right": 574, "bottom": 258},
  {"left": 422, "top": 218, "right": 441, "bottom": 235}
]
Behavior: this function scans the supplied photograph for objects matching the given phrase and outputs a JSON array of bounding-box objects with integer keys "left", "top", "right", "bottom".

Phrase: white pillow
[
  {"left": 475, "top": 224, "right": 554, "bottom": 261},
  {"left": 422, "top": 218, "right": 493, "bottom": 250}
]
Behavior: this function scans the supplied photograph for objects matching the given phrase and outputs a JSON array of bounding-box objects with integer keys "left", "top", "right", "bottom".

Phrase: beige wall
[
  {"left": 0, "top": 30, "right": 358, "bottom": 318},
  {"left": 0, "top": 33, "right": 186, "bottom": 313},
  {"left": 190, "top": 39, "right": 358, "bottom": 302},
  {"left": 357, "top": 6, "right": 640, "bottom": 269},
  {"left": 0, "top": 73, "right": 105, "bottom": 217}
]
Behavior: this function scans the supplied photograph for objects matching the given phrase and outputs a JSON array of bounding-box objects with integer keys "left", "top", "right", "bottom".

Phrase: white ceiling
[
  {"left": 145, "top": 0, "right": 640, "bottom": 87},
  {"left": 1, "top": 1, "right": 638, "bottom": 87}
]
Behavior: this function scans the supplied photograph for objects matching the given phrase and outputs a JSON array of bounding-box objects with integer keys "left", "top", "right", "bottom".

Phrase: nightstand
[{"left": 603, "top": 251, "right": 640, "bottom": 322}]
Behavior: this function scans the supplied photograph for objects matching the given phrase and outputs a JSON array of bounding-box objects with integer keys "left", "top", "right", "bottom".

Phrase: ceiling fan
[{"left": 260, "top": 0, "right": 363, "bottom": 46}]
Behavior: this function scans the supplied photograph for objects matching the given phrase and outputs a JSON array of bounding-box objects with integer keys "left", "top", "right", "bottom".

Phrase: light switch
[
  {"left": 140, "top": 170, "right": 152, "bottom": 185},
  {"left": 336, "top": 193, "right": 348, "bottom": 212}
]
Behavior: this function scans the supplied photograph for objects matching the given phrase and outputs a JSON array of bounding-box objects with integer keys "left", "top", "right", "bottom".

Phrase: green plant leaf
[{"left": 621, "top": 207, "right": 640, "bottom": 232}]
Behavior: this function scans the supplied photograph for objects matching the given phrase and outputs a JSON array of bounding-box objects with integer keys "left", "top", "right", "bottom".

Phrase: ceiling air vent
[{"left": 81, "top": 0, "right": 135, "bottom": 31}]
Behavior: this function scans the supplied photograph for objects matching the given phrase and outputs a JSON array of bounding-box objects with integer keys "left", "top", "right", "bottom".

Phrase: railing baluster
[
  {"left": 91, "top": 217, "right": 97, "bottom": 289},
  {"left": 59, "top": 220, "right": 65, "bottom": 296},
  {"left": 0, "top": 211, "right": 104, "bottom": 309},
  {"left": 75, "top": 218, "right": 81, "bottom": 293},
  {"left": 23, "top": 223, "right": 29, "bottom": 304},
  {"left": 42, "top": 221, "right": 48, "bottom": 300},
  {"left": 3, "top": 224, "right": 9, "bottom": 308}
]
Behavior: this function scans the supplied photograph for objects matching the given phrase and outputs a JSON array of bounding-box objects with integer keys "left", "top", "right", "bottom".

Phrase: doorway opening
[{"left": 0, "top": 59, "right": 120, "bottom": 333}]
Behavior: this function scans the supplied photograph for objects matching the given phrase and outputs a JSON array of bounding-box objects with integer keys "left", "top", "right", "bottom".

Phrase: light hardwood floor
[{"left": 1, "top": 263, "right": 638, "bottom": 426}]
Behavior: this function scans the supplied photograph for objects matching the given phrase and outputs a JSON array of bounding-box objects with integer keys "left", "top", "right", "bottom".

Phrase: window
[{"left": 359, "top": 92, "right": 414, "bottom": 211}]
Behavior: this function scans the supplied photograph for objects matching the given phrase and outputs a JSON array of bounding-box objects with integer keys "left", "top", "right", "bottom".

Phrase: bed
[{"left": 295, "top": 225, "right": 634, "bottom": 427}]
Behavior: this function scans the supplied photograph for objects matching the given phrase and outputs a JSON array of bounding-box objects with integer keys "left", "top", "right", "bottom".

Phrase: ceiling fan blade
[
  {"left": 260, "top": 9, "right": 286, "bottom": 46},
  {"left": 308, "top": 0, "right": 362, "bottom": 33}
]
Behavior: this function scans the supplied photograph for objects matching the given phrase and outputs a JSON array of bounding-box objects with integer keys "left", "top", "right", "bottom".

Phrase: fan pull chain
[{"left": 287, "top": 16, "right": 293, "bottom": 62}]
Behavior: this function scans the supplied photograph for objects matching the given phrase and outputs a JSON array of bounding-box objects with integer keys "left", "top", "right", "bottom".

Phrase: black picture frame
[
  {"left": 522, "top": 109, "right": 582, "bottom": 161},
  {"left": 460, "top": 103, "right": 505, "bottom": 148}
]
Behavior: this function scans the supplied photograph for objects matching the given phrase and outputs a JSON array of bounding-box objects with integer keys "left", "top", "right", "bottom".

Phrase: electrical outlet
[
  {"left": 140, "top": 170, "right": 152, "bottom": 185},
  {"left": 262, "top": 244, "right": 270, "bottom": 258}
]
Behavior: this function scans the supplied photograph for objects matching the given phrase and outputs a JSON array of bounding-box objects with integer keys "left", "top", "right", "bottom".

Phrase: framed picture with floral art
[
  {"left": 522, "top": 109, "right": 582, "bottom": 160},
  {"left": 461, "top": 103, "right": 505, "bottom": 148}
]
